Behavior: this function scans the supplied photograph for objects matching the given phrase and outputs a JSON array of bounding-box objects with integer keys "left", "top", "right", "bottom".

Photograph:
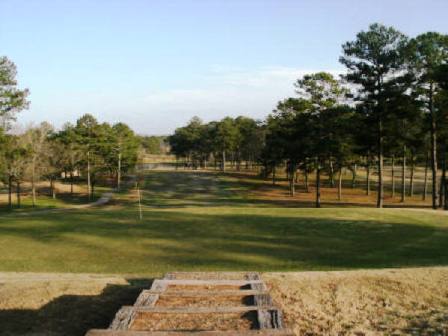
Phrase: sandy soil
[{"left": 1, "top": 268, "right": 448, "bottom": 335}]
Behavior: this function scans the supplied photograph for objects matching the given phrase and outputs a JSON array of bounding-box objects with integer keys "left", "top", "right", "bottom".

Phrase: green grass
[{"left": 0, "top": 170, "right": 447, "bottom": 275}]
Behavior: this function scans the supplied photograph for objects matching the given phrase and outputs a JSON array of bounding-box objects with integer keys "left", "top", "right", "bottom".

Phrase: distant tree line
[
  {"left": 169, "top": 116, "right": 264, "bottom": 171},
  {"left": 169, "top": 24, "right": 448, "bottom": 210},
  {"left": 0, "top": 57, "right": 140, "bottom": 208},
  {"left": 139, "top": 135, "right": 170, "bottom": 155}
]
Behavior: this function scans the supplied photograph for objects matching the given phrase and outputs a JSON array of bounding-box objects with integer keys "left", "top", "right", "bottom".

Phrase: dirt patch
[
  {"left": 155, "top": 295, "right": 254, "bottom": 307},
  {"left": 264, "top": 267, "right": 448, "bottom": 335},
  {"left": 166, "top": 284, "right": 251, "bottom": 292},
  {"left": 129, "top": 311, "right": 258, "bottom": 331}
]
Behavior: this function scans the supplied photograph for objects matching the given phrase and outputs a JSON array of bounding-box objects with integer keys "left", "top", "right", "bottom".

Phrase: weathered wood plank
[
  {"left": 87, "top": 329, "right": 295, "bottom": 336},
  {"left": 149, "top": 280, "right": 168, "bottom": 292},
  {"left": 250, "top": 282, "right": 267, "bottom": 291},
  {"left": 140, "top": 289, "right": 268, "bottom": 297},
  {"left": 244, "top": 272, "right": 261, "bottom": 281},
  {"left": 121, "top": 305, "right": 278, "bottom": 314},
  {"left": 257, "top": 309, "right": 285, "bottom": 329},
  {"left": 163, "top": 272, "right": 261, "bottom": 281},
  {"left": 134, "top": 293, "right": 159, "bottom": 306},
  {"left": 253, "top": 293, "right": 273, "bottom": 307},
  {"left": 155, "top": 279, "right": 264, "bottom": 286},
  {"left": 109, "top": 307, "right": 135, "bottom": 330}
]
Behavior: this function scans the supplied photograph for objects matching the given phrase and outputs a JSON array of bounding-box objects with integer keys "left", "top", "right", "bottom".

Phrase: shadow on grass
[
  {"left": 1, "top": 207, "right": 447, "bottom": 272},
  {"left": 0, "top": 279, "right": 152, "bottom": 336}
]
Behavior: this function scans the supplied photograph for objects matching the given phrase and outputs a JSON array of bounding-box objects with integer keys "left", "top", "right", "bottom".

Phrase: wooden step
[
  {"left": 141, "top": 290, "right": 269, "bottom": 296},
  {"left": 85, "top": 272, "right": 291, "bottom": 336},
  {"left": 120, "top": 305, "right": 278, "bottom": 313},
  {"left": 135, "top": 290, "right": 272, "bottom": 308},
  {"left": 150, "top": 279, "right": 266, "bottom": 293},
  {"left": 87, "top": 329, "right": 295, "bottom": 336},
  {"left": 110, "top": 306, "right": 284, "bottom": 331},
  {"left": 153, "top": 279, "right": 265, "bottom": 286},
  {"left": 164, "top": 272, "right": 261, "bottom": 281}
]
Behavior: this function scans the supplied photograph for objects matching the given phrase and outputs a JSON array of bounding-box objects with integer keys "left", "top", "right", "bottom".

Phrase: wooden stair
[{"left": 86, "top": 272, "right": 293, "bottom": 336}]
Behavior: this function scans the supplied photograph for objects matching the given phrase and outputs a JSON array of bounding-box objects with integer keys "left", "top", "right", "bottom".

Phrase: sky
[{"left": 1, "top": 0, "right": 448, "bottom": 135}]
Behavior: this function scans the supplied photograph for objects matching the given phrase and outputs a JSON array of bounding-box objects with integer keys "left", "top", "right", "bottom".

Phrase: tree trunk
[
  {"left": 87, "top": 150, "right": 92, "bottom": 200},
  {"left": 329, "top": 160, "right": 335, "bottom": 187},
  {"left": 50, "top": 178, "right": 56, "bottom": 199},
  {"left": 391, "top": 155, "right": 395, "bottom": 198},
  {"left": 409, "top": 156, "right": 415, "bottom": 198},
  {"left": 16, "top": 181, "right": 21, "bottom": 208},
  {"left": 316, "top": 165, "right": 321, "bottom": 208},
  {"left": 31, "top": 159, "right": 36, "bottom": 207},
  {"left": 423, "top": 151, "right": 429, "bottom": 201},
  {"left": 221, "top": 151, "right": 226, "bottom": 172},
  {"left": 338, "top": 168, "right": 343, "bottom": 201},
  {"left": 290, "top": 172, "right": 295, "bottom": 196},
  {"left": 117, "top": 151, "right": 122, "bottom": 191},
  {"left": 8, "top": 175, "right": 12, "bottom": 209},
  {"left": 289, "top": 163, "right": 296, "bottom": 196},
  {"left": 443, "top": 178, "right": 448, "bottom": 210},
  {"left": 272, "top": 164, "right": 276, "bottom": 185},
  {"left": 351, "top": 164, "right": 357, "bottom": 189},
  {"left": 445, "top": 178, "right": 448, "bottom": 210},
  {"left": 304, "top": 169, "right": 309, "bottom": 193},
  {"left": 376, "top": 77, "right": 388, "bottom": 208},
  {"left": 366, "top": 164, "right": 370, "bottom": 196},
  {"left": 429, "top": 83, "right": 438, "bottom": 209},
  {"left": 401, "top": 146, "right": 406, "bottom": 203},
  {"left": 440, "top": 151, "right": 446, "bottom": 208},
  {"left": 70, "top": 171, "right": 74, "bottom": 195},
  {"left": 377, "top": 122, "right": 384, "bottom": 208}
]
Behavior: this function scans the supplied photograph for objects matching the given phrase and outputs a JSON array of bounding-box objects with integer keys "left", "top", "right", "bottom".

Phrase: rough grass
[
  {"left": 0, "top": 170, "right": 447, "bottom": 274},
  {"left": 266, "top": 267, "right": 448, "bottom": 335}
]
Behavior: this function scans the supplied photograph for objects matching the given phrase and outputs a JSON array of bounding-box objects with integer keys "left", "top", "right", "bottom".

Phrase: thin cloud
[{"left": 17, "top": 66, "right": 346, "bottom": 135}]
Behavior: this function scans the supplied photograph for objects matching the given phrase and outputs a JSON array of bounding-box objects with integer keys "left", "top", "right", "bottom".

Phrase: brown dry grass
[
  {"left": 129, "top": 311, "right": 257, "bottom": 331},
  {"left": 0, "top": 180, "right": 87, "bottom": 202},
  {"left": 1, "top": 268, "right": 448, "bottom": 335},
  {"left": 246, "top": 175, "right": 435, "bottom": 208},
  {"left": 155, "top": 295, "right": 252, "bottom": 307},
  {"left": 264, "top": 268, "right": 448, "bottom": 335}
]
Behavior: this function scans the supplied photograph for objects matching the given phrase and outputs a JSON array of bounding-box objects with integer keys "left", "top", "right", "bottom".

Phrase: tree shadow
[
  {"left": 1, "top": 208, "right": 447, "bottom": 272},
  {"left": 0, "top": 278, "right": 152, "bottom": 336}
]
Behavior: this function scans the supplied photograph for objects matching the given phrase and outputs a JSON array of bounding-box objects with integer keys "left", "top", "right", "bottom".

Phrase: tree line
[
  {"left": 169, "top": 23, "right": 448, "bottom": 210},
  {"left": 0, "top": 57, "right": 140, "bottom": 208}
]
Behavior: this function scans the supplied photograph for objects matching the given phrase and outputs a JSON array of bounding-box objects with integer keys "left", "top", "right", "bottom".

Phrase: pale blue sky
[{"left": 1, "top": 0, "right": 447, "bottom": 134}]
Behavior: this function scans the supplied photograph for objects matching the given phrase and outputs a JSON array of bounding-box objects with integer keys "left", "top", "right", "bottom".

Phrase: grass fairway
[{"left": 0, "top": 170, "right": 447, "bottom": 275}]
